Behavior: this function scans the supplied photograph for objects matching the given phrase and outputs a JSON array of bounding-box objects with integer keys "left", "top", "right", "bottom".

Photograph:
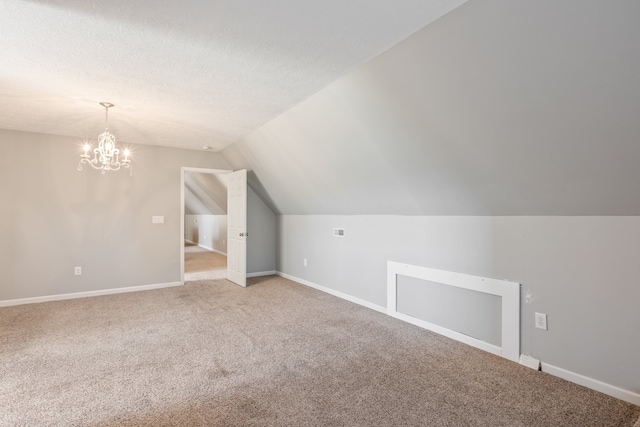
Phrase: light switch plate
[{"left": 152, "top": 216, "right": 164, "bottom": 224}]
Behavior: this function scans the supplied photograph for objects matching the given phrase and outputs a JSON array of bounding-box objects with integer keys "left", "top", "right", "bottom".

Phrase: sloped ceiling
[
  {"left": 184, "top": 172, "right": 228, "bottom": 215},
  {"left": 222, "top": 0, "right": 640, "bottom": 215},
  {"left": 0, "top": 0, "right": 465, "bottom": 151}
]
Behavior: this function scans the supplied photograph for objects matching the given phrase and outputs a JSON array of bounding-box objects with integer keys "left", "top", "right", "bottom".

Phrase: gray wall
[
  {"left": 247, "top": 187, "right": 276, "bottom": 274},
  {"left": 277, "top": 215, "right": 640, "bottom": 395},
  {"left": 185, "top": 214, "right": 227, "bottom": 254},
  {"left": 0, "top": 129, "right": 231, "bottom": 300}
]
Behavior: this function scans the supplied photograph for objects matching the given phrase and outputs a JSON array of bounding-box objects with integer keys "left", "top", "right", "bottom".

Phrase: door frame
[{"left": 180, "top": 167, "right": 233, "bottom": 285}]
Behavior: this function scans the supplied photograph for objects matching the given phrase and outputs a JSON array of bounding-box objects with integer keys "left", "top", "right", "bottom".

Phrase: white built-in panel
[{"left": 387, "top": 261, "right": 520, "bottom": 362}]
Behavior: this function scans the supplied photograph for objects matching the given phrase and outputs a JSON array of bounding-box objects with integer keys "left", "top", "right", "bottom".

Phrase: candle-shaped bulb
[
  {"left": 124, "top": 149, "right": 130, "bottom": 160},
  {"left": 83, "top": 143, "right": 90, "bottom": 153}
]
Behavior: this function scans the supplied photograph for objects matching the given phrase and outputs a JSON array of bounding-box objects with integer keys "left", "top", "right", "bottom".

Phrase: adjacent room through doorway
[{"left": 181, "top": 168, "right": 232, "bottom": 283}]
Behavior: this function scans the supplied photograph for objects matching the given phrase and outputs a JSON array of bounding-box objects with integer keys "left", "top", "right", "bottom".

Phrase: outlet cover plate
[{"left": 535, "top": 312, "right": 547, "bottom": 330}]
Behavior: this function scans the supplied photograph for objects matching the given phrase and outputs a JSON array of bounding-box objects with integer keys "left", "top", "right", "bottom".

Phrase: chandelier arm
[
  {"left": 79, "top": 157, "right": 107, "bottom": 171},
  {"left": 79, "top": 157, "right": 130, "bottom": 172}
]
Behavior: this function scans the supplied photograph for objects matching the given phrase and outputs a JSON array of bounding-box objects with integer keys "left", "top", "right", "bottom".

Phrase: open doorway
[{"left": 180, "top": 167, "right": 232, "bottom": 284}]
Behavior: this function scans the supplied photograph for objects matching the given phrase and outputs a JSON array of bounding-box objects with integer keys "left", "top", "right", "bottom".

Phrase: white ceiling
[{"left": 0, "top": 0, "right": 466, "bottom": 151}]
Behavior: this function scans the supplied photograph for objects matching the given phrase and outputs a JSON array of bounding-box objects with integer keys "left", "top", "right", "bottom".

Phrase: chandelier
[{"left": 78, "top": 102, "right": 131, "bottom": 174}]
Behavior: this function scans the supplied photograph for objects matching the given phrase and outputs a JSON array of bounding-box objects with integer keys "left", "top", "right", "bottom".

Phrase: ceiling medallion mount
[{"left": 78, "top": 102, "right": 132, "bottom": 175}]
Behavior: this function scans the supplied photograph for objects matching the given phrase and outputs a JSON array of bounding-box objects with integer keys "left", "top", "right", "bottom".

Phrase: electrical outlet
[
  {"left": 535, "top": 312, "right": 547, "bottom": 330},
  {"left": 74, "top": 266, "right": 82, "bottom": 276},
  {"left": 303, "top": 258, "right": 307, "bottom": 267}
]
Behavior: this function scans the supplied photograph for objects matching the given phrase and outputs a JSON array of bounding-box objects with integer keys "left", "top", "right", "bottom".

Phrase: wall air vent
[{"left": 333, "top": 228, "right": 345, "bottom": 237}]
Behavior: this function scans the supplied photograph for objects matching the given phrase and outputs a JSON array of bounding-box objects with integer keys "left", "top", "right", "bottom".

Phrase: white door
[{"left": 227, "top": 169, "right": 247, "bottom": 287}]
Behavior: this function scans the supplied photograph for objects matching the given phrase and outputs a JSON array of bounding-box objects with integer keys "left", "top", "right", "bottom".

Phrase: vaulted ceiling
[
  {"left": 184, "top": 172, "right": 228, "bottom": 216},
  {"left": 4, "top": 0, "right": 640, "bottom": 216}
]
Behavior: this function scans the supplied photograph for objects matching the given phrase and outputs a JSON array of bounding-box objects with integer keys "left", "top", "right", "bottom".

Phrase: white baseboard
[
  {"left": 247, "top": 270, "right": 277, "bottom": 278},
  {"left": 276, "top": 271, "right": 386, "bottom": 314},
  {"left": 197, "top": 242, "right": 226, "bottom": 256},
  {"left": 185, "top": 240, "right": 227, "bottom": 256},
  {"left": 519, "top": 354, "right": 541, "bottom": 370},
  {"left": 541, "top": 362, "right": 640, "bottom": 406},
  {"left": 0, "top": 282, "right": 182, "bottom": 308}
]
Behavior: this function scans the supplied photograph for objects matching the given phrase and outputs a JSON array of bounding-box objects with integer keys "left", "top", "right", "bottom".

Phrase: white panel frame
[{"left": 387, "top": 261, "right": 520, "bottom": 362}]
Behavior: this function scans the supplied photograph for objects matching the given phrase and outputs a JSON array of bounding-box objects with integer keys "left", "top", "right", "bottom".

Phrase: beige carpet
[
  {"left": 184, "top": 242, "right": 227, "bottom": 281},
  {"left": 1, "top": 276, "right": 639, "bottom": 426}
]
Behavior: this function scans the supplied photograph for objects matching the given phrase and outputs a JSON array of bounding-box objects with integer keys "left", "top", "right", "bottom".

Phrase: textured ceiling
[{"left": 0, "top": 0, "right": 466, "bottom": 151}]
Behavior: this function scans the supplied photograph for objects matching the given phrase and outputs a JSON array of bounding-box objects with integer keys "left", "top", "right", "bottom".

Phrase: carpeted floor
[
  {"left": 184, "top": 243, "right": 227, "bottom": 281},
  {"left": 1, "top": 276, "right": 639, "bottom": 426}
]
